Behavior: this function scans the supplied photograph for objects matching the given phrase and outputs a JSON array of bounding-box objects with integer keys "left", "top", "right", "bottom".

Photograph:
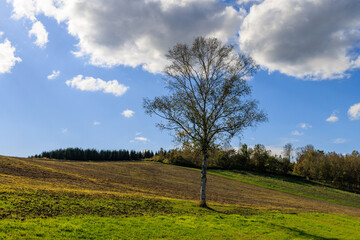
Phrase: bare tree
[
  {"left": 283, "top": 143, "right": 294, "bottom": 161},
  {"left": 144, "top": 37, "right": 267, "bottom": 207}
]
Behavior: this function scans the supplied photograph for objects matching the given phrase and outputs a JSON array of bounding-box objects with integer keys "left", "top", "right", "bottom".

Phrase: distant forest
[
  {"left": 30, "top": 148, "right": 155, "bottom": 161},
  {"left": 31, "top": 145, "right": 360, "bottom": 193}
]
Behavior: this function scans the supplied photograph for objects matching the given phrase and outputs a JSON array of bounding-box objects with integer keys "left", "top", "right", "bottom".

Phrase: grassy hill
[
  {"left": 209, "top": 169, "right": 360, "bottom": 208},
  {"left": 0, "top": 155, "right": 359, "bottom": 239}
]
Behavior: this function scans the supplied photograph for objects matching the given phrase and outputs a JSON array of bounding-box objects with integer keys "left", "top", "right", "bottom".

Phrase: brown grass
[{"left": 1, "top": 156, "right": 359, "bottom": 216}]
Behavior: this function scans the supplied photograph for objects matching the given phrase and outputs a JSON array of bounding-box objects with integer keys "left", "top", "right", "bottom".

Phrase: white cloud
[
  {"left": 239, "top": 0, "right": 360, "bottom": 80},
  {"left": 246, "top": 145, "right": 292, "bottom": 157},
  {"left": 265, "top": 146, "right": 284, "bottom": 157},
  {"left": 353, "top": 57, "right": 360, "bottom": 68},
  {"left": 47, "top": 70, "right": 60, "bottom": 80},
  {"left": 122, "top": 110, "right": 135, "bottom": 118},
  {"left": 7, "top": 0, "right": 244, "bottom": 73},
  {"left": 7, "top": 0, "right": 56, "bottom": 47},
  {"left": 66, "top": 75, "right": 129, "bottom": 97},
  {"left": 333, "top": 138, "right": 348, "bottom": 144},
  {"left": 237, "top": 0, "right": 263, "bottom": 5},
  {"left": 61, "top": 128, "right": 68, "bottom": 133},
  {"left": 299, "top": 123, "right": 312, "bottom": 130},
  {"left": 7, "top": 0, "right": 37, "bottom": 21},
  {"left": 135, "top": 137, "right": 149, "bottom": 142},
  {"left": 93, "top": 121, "right": 100, "bottom": 126},
  {"left": 11, "top": 1, "right": 360, "bottom": 79},
  {"left": 7, "top": 0, "right": 67, "bottom": 22},
  {"left": 291, "top": 130, "right": 303, "bottom": 136},
  {"left": 0, "top": 35, "right": 22, "bottom": 73},
  {"left": 326, "top": 111, "right": 339, "bottom": 122},
  {"left": 348, "top": 103, "right": 360, "bottom": 120},
  {"left": 65, "top": 0, "right": 244, "bottom": 73},
  {"left": 130, "top": 136, "right": 149, "bottom": 143},
  {"left": 29, "top": 20, "right": 48, "bottom": 48},
  {"left": 7, "top": 1, "right": 360, "bottom": 79}
]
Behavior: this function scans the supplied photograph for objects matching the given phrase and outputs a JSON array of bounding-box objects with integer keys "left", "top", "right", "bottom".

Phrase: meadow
[
  {"left": 209, "top": 169, "right": 360, "bottom": 208},
  {"left": 0, "top": 156, "right": 359, "bottom": 239}
]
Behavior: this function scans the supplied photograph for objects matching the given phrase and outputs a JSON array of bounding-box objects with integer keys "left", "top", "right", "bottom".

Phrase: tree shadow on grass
[
  {"left": 200, "top": 205, "right": 339, "bottom": 240},
  {"left": 204, "top": 204, "right": 261, "bottom": 216},
  {"left": 268, "top": 222, "right": 339, "bottom": 240},
  {"left": 231, "top": 170, "right": 342, "bottom": 189}
]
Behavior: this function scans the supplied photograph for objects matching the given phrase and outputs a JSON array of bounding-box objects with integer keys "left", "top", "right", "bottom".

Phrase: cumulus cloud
[
  {"left": 7, "top": 0, "right": 37, "bottom": 21},
  {"left": 291, "top": 130, "right": 303, "bottom": 136},
  {"left": 326, "top": 111, "right": 339, "bottom": 122},
  {"left": 7, "top": 0, "right": 244, "bottom": 73},
  {"left": 47, "top": 70, "right": 60, "bottom": 80},
  {"left": 66, "top": 75, "right": 129, "bottom": 96},
  {"left": 348, "top": 103, "right": 360, "bottom": 120},
  {"left": 299, "top": 123, "right": 312, "bottom": 130},
  {"left": 0, "top": 34, "right": 22, "bottom": 73},
  {"left": 10, "top": 1, "right": 360, "bottom": 79},
  {"left": 122, "top": 110, "right": 135, "bottom": 118},
  {"left": 239, "top": 0, "right": 360, "bottom": 80},
  {"left": 66, "top": 0, "right": 245, "bottom": 73},
  {"left": 93, "top": 121, "right": 100, "bottom": 126},
  {"left": 333, "top": 138, "right": 348, "bottom": 144},
  {"left": 7, "top": 0, "right": 56, "bottom": 47},
  {"left": 29, "top": 20, "right": 48, "bottom": 48}
]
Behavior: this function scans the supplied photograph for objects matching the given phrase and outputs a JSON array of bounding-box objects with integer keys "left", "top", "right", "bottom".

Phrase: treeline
[
  {"left": 153, "top": 144, "right": 360, "bottom": 192},
  {"left": 294, "top": 145, "right": 360, "bottom": 192},
  {"left": 153, "top": 144, "right": 294, "bottom": 175},
  {"left": 30, "top": 148, "right": 155, "bottom": 161},
  {"left": 31, "top": 145, "right": 360, "bottom": 192}
]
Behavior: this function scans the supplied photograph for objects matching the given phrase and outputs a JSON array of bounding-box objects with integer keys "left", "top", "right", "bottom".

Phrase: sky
[{"left": 0, "top": 0, "right": 360, "bottom": 157}]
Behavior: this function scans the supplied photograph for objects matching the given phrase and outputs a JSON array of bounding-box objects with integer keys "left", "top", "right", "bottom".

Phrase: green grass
[
  {"left": 0, "top": 213, "right": 359, "bottom": 239},
  {"left": 209, "top": 169, "right": 360, "bottom": 208},
  {"left": 1, "top": 157, "right": 360, "bottom": 239},
  {"left": 0, "top": 188, "right": 259, "bottom": 220},
  {"left": 0, "top": 188, "right": 359, "bottom": 239}
]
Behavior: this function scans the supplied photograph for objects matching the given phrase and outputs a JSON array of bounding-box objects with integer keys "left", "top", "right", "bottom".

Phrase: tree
[
  {"left": 251, "top": 144, "right": 270, "bottom": 172},
  {"left": 283, "top": 143, "right": 294, "bottom": 161},
  {"left": 144, "top": 37, "right": 267, "bottom": 207}
]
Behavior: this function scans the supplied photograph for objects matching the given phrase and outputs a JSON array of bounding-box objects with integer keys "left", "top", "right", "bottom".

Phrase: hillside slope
[{"left": 0, "top": 156, "right": 359, "bottom": 216}]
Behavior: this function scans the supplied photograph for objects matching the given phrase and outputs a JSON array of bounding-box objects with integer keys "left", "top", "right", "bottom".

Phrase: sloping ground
[
  {"left": 0, "top": 156, "right": 359, "bottom": 216},
  {"left": 209, "top": 169, "right": 360, "bottom": 208}
]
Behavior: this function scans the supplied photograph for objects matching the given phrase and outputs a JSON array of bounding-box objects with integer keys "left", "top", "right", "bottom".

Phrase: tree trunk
[{"left": 200, "top": 151, "right": 208, "bottom": 207}]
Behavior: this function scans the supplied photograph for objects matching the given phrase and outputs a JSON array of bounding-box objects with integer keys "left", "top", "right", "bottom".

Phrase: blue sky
[{"left": 0, "top": 0, "right": 360, "bottom": 157}]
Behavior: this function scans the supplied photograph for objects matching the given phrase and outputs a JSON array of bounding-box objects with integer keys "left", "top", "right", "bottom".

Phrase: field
[
  {"left": 209, "top": 169, "right": 360, "bottom": 208},
  {"left": 0, "top": 156, "right": 360, "bottom": 239}
]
